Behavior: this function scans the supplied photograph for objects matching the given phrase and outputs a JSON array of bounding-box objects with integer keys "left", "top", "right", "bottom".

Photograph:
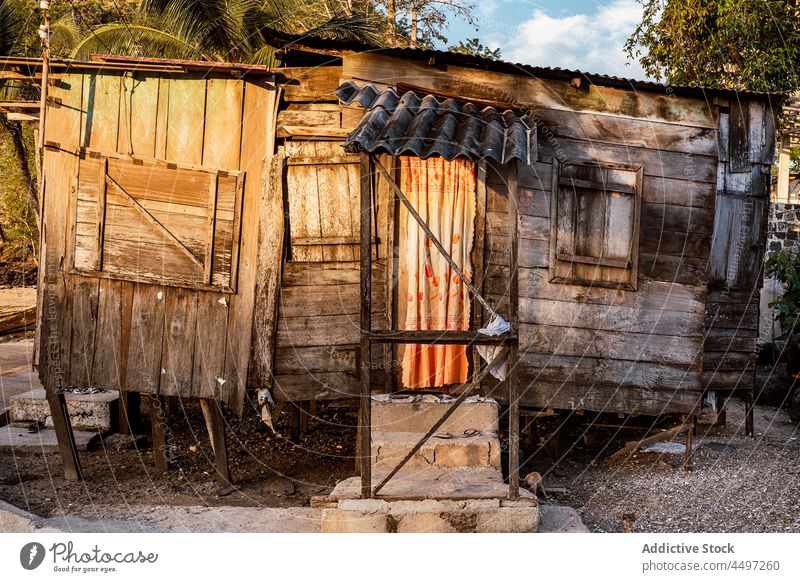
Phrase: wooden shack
[{"left": 8, "top": 40, "right": 779, "bottom": 483}]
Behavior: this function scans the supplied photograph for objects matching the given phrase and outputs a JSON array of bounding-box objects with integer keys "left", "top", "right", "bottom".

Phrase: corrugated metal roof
[
  {"left": 262, "top": 27, "right": 782, "bottom": 103},
  {"left": 336, "top": 81, "right": 536, "bottom": 164}
]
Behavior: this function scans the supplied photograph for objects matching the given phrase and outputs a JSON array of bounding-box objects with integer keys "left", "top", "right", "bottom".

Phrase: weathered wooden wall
[
  {"left": 704, "top": 99, "right": 775, "bottom": 393},
  {"left": 37, "top": 68, "right": 278, "bottom": 413}
]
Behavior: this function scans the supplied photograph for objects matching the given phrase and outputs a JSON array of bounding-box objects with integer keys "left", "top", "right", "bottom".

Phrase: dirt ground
[
  {"left": 1, "top": 325, "right": 799, "bottom": 532},
  {"left": 1, "top": 392, "right": 798, "bottom": 532}
]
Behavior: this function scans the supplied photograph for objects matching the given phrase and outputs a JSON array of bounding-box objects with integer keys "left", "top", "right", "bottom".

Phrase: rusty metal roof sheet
[{"left": 336, "top": 81, "right": 536, "bottom": 164}]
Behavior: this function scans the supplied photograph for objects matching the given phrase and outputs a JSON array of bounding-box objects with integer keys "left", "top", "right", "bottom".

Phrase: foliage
[
  {"left": 0, "top": 122, "right": 38, "bottom": 255},
  {"left": 767, "top": 250, "right": 800, "bottom": 330},
  {"left": 626, "top": 0, "right": 800, "bottom": 91},
  {"left": 448, "top": 37, "right": 500, "bottom": 60}
]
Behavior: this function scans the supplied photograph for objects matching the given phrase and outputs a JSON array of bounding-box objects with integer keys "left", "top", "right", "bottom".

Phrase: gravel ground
[{"left": 547, "top": 401, "right": 800, "bottom": 533}]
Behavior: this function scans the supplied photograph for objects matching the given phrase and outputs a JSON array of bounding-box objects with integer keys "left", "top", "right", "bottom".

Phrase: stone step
[
  {"left": 9, "top": 388, "right": 119, "bottom": 433},
  {"left": 321, "top": 497, "right": 539, "bottom": 533},
  {"left": 0, "top": 426, "right": 100, "bottom": 453},
  {"left": 324, "top": 466, "right": 534, "bottom": 502},
  {"left": 372, "top": 430, "right": 501, "bottom": 470},
  {"left": 319, "top": 467, "right": 538, "bottom": 533},
  {"left": 371, "top": 395, "right": 499, "bottom": 434}
]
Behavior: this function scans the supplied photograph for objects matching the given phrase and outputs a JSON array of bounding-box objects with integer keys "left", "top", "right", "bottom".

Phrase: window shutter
[
  {"left": 285, "top": 153, "right": 367, "bottom": 262},
  {"left": 73, "top": 150, "right": 244, "bottom": 292},
  {"left": 549, "top": 159, "right": 642, "bottom": 290}
]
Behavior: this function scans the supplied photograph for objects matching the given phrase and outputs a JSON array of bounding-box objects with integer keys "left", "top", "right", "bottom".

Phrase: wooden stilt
[
  {"left": 290, "top": 402, "right": 301, "bottom": 443},
  {"left": 149, "top": 394, "right": 170, "bottom": 473},
  {"left": 47, "top": 392, "right": 82, "bottom": 481},
  {"left": 299, "top": 400, "right": 310, "bottom": 433},
  {"left": 508, "top": 159, "right": 520, "bottom": 500},
  {"left": 199, "top": 398, "right": 236, "bottom": 493},
  {"left": 745, "top": 389, "right": 755, "bottom": 437},
  {"left": 118, "top": 391, "right": 141, "bottom": 435},
  {"left": 359, "top": 153, "right": 373, "bottom": 499}
]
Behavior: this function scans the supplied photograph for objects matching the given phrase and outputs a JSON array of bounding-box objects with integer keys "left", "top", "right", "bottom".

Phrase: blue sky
[{"left": 444, "top": 0, "right": 651, "bottom": 80}]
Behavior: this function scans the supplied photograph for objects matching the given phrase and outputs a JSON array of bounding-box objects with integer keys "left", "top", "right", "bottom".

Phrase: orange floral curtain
[{"left": 400, "top": 156, "right": 476, "bottom": 389}]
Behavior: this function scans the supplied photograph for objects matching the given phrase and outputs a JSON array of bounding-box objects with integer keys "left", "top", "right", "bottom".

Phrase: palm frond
[
  {"left": 70, "top": 24, "right": 207, "bottom": 60},
  {"left": 246, "top": 43, "right": 279, "bottom": 67},
  {"left": 50, "top": 12, "right": 80, "bottom": 57}
]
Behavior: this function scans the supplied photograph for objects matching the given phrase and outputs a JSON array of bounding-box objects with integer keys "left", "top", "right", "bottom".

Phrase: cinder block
[
  {"left": 321, "top": 509, "right": 390, "bottom": 533},
  {"left": 9, "top": 388, "right": 118, "bottom": 432},
  {"left": 475, "top": 507, "right": 540, "bottom": 533},
  {"left": 372, "top": 431, "right": 501, "bottom": 470},
  {"left": 372, "top": 398, "right": 499, "bottom": 434}
]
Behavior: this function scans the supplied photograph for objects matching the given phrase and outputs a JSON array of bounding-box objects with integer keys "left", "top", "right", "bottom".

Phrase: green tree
[
  {"left": 448, "top": 37, "right": 500, "bottom": 60},
  {"left": 626, "top": 0, "right": 800, "bottom": 91}
]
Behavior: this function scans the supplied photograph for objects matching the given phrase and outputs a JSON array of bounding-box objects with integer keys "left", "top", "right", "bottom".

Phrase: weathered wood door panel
[{"left": 73, "top": 151, "right": 244, "bottom": 292}]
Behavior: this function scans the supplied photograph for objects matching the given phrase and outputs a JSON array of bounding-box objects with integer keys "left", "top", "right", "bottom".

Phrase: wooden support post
[
  {"left": 199, "top": 398, "right": 236, "bottom": 493},
  {"left": 745, "top": 389, "right": 754, "bottom": 437},
  {"left": 299, "top": 400, "right": 310, "bottom": 433},
  {"left": 508, "top": 159, "right": 520, "bottom": 500},
  {"left": 777, "top": 135, "right": 791, "bottom": 203},
  {"left": 290, "top": 402, "right": 301, "bottom": 443},
  {"left": 118, "top": 391, "right": 141, "bottom": 435},
  {"left": 359, "top": 153, "right": 373, "bottom": 499},
  {"left": 149, "top": 394, "right": 170, "bottom": 473},
  {"left": 47, "top": 393, "right": 82, "bottom": 481}
]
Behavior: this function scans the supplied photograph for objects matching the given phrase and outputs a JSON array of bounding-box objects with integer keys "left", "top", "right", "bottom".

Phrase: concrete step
[
  {"left": 322, "top": 497, "right": 539, "bottom": 533},
  {"left": 0, "top": 425, "right": 100, "bottom": 453},
  {"left": 9, "top": 388, "right": 119, "bottom": 433},
  {"left": 372, "top": 430, "right": 501, "bottom": 470},
  {"left": 319, "top": 467, "right": 538, "bottom": 533},
  {"left": 371, "top": 395, "right": 499, "bottom": 434},
  {"left": 324, "top": 466, "right": 534, "bottom": 502}
]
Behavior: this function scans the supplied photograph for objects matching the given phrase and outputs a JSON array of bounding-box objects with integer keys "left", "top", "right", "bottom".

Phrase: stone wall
[{"left": 761, "top": 202, "right": 800, "bottom": 343}]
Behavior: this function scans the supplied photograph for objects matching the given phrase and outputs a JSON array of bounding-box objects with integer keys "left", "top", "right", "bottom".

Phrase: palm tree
[{"left": 70, "top": 0, "right": 387, "bottom": 65}]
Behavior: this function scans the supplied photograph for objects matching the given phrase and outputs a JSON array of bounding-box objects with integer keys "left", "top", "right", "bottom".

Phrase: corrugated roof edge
[{"left": 260, "top": 27, "right": 784, "bottom": 104}]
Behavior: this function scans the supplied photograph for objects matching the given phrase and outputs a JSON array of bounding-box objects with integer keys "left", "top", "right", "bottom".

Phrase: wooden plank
[
  {"left": 486, "top": 268, "right": 706, "bottom": 313},
  {"left": 517, "top": 298, "right": 703, "bottom": 335},
  {"left": 91, "top": 279, "right": 134, "bottom": 391},
  {"left": 125, "top": 284, "right": 166, "bottom": 394},
  {"left": 161, "top": 287, "right": 198, "bottom": 396},
  {"left": 82, "top": 71, "right": 121, "bottom": 151},
  {"left": 274, "top": 345, "right": 358, "bottom": 375},
  {"left": 523, "top": 324, "right": 701, "bottom": 366},
  {"left": 202, "top": 78, "right": 244, "bottom": 168},
  {"left": 39, "top": 72, "right": 84, "bottom": 394},
  {"left": 273, "top": 372, "right": 360, "bottom": 401},
  {"left": 125, "top": 73, "right": 161, "bottom": 158},
  {"left": 286, "top": 144, "right": 324, "bottom": 262},
  {"left": 166, "top": 74, "right": 206, "bottom": 164},
  {"left": 729, "top": 100, "right": 749, "bottom": 172},
  {"left": 281, "top": 261, "right": 383, "bottom": 286},
  {"left": 68, "top": 275, "right": 100, "bottom": 387},
  {"left": 223, "top": 77, "right": 278, "bottom": 412},
  {"left": 317, "top": 149, "right": 356, "bottom": 261},
  {"left": 279, "top": 66, "right": 342, "bottom": 102},
  {"left": 507, "top": 159, "right": 520, "bottom": 500},
  {"left": 279, "top": 283, "right": 386, "bottom": 318},
  {"left": 277, "top": 109, "right": 341, "bottom": 127},
  {"left": 343, "top": 53, "right": 717, "bottom": 128},
  {"left": 191, "top": 291, "right": 229, "bottom": 400},
  {"left": 247, "top": 154, "right": 285, "bottom": 391}
]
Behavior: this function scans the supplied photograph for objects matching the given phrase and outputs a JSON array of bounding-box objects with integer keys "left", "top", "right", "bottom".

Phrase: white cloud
[{"left": 485, "top": 0, "right": 649, "bottom": 79}]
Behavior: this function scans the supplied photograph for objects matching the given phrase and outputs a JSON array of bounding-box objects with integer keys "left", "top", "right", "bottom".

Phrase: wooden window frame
[
  {"left": 548, "top": 159, "right": 643, "bottom": 291},
  {"left": 70, "top": 149, "right": 245, "bottom": 294}
]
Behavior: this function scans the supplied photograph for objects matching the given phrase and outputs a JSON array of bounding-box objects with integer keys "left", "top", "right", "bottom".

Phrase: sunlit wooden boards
[{"left": 37, "top": 67, "right": 278, "bottom": 413}]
